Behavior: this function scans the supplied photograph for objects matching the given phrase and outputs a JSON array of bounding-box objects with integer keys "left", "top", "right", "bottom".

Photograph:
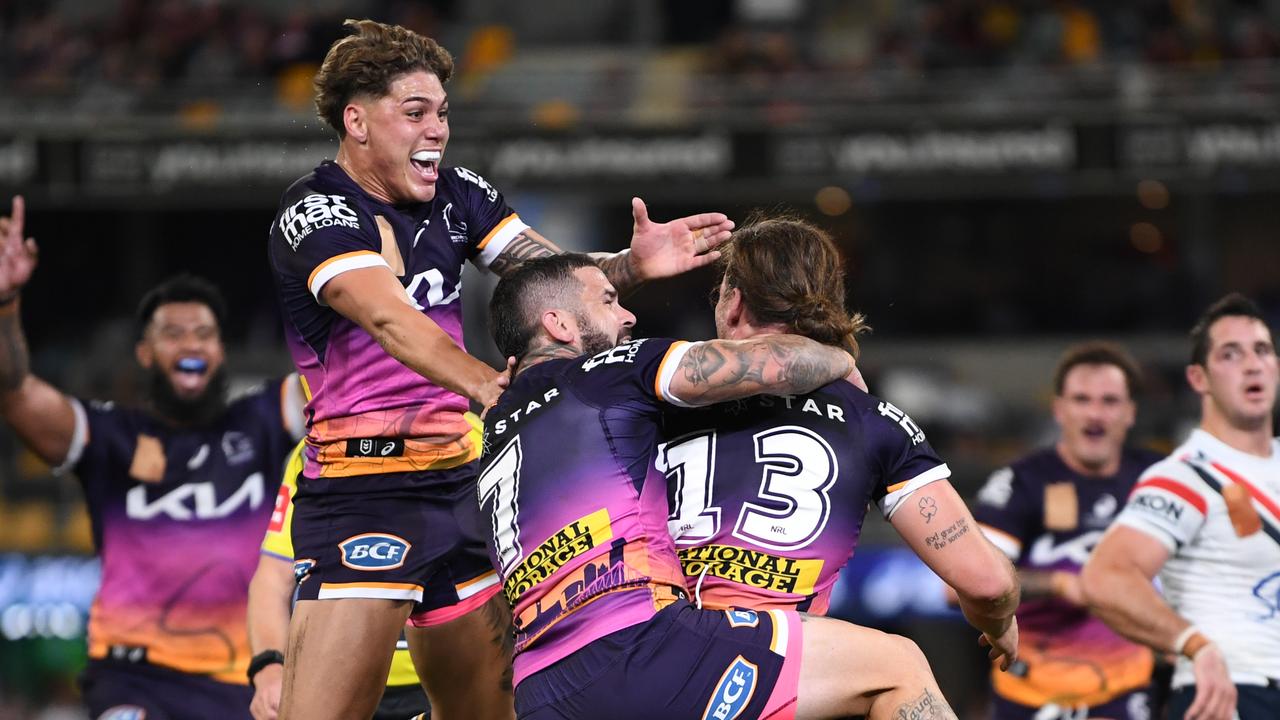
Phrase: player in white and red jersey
[{"left": 1083, "top": 293, "right": 1280, "bottom": 720}]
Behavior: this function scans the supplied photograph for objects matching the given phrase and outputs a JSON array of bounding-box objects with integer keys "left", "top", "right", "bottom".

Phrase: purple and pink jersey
[
  {"left": 973, "top": 447, "right": 1161, "bottom": 710},
  {"left": 268, "top": 161, "right": 526, "bottom": 480},
  {"left": 477, "top": 338, "right": 696, "bottom": 686},
  {"left": 661, "top": 386, "right": 949, "bottom": 614},
  {"left": 61, "top": 380, "right": 297, "bottom": 684}
]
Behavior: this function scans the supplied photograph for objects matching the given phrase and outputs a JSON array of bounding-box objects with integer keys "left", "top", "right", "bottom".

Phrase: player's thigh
[
  {"left": 405, "top": 593, "right": 513, "bottom": 709},
  {"left": 280, "top": 598, "right": 411, "bottom": 718},
  {"left": 794, "top": 615, "right": 935, "bottom": 720}
]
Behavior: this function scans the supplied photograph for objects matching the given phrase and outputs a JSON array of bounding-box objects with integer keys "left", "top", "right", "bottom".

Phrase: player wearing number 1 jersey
[
  {"left": 480, "top": 254, "right": 975, "bottom": 720},
  {"left": 662, "top": 217, "right": 1022, "bottom": 668}
]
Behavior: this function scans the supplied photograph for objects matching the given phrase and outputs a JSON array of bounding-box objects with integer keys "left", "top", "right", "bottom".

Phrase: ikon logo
[{"left": 339, "top": 533, "right": 411, "bottom": 571}]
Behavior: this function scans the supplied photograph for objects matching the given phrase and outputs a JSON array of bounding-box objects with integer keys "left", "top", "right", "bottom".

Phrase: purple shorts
[
  {"left": 80, "top": 659, "right": 252, "bottom": 720},
  {"left": 515, "top": 600, "right": 802, "bottom": 720},
  {"left": 291, "top": 464, "right": 501, "bottom": 625},
  {"left": 992, "top": 688, "right": 1152, "bottom": 720}
]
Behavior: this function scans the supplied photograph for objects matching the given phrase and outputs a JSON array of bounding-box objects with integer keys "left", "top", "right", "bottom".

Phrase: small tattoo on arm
[
  {"left": 891, "top": 689, "right": 957, "bottom": 720},
  {"left": 488, "top": 232, "right": 558, "bottom": 277},
  {"left": 918, "top": 495, "right": 937, "bottom": 523},
  {"left": 923, "top": 518, "right": 970, "bottom": 551}
]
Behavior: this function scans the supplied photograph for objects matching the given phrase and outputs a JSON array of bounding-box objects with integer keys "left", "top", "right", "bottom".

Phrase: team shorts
[
  {"left": 291, "top": 463, "right": 501, "bottom": 626},
  {"left": 80, "top": 659, "right": 252, "bottom": 720},
  {"left": 515, "top": 599, "right": 802, "bottom": 720},
  {"left": 1169, "top": 682, "right": 1280, "bottom": 720},
  {"left": 991, "top": 688, "right": 1151, "bottom": 720}
]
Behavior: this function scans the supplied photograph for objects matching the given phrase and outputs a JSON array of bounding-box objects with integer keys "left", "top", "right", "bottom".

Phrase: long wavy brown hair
[{"left": 718, "top": 214, "right": 869, "bottom": 358}]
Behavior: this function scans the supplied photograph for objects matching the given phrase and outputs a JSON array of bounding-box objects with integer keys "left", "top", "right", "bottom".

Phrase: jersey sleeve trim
[
  {"left": 280, "top": 373, "right": 307, "bottom": 441},
  {"left": 475, "top": 213, "right": 530, "bottom": 268},
  {"left": 879, "top": 463, "right": 951, "bottom": 518},
  {"left": 260, "top": 548, "right": 293, "bottom": 562},
  {"left": 51, "top": 398, "right": 89, "bottom": 476},
  {"left": 978, "top": 523, "right": 1022, "bottom": 559},
  {"left": 1110, "top": 516, "right": 1181, "bottom": 553},
  {"left": 307, "top": 250, "right": 389, "bottom": 301},
  {"left": 1132, "top": 477, "right": 1208, "bottom": 515},
  {"left": 654, "top": 341, "right": 696, "bottom": 407}
]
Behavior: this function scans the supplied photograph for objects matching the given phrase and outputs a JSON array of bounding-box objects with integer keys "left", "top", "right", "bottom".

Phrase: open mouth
[
  {"left": 410, "top": 149, "right": 441, "bottom": 181},
  {"left": 1082, "top": 425, "right": 1107, "bottom": 440},
  {"left": 172, "top": 357, "right": 208, "bottom": 394},
  {"left": 1244, "top": 382, "right": 1267, "bottom": 401}
]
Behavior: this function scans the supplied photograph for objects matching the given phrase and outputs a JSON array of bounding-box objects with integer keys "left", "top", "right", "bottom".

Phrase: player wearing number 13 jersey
[
  {"left": 481, "top": 253, "right": 986, "bottom": 720},
  {"left": 665, "top": 217, "right": 1022, "bottom": 663}
]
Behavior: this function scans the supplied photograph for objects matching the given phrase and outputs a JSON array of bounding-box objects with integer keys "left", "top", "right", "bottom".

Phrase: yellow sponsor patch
[
  {"left": 505, "top": 508, "right": 613, "bottom": 600},
  {"left": 678, "top": 545, "right": 823, "bottom": 595}
]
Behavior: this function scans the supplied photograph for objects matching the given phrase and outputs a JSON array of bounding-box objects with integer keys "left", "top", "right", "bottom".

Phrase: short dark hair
[
  {"left": 1052, "top": 341, "right": 1143, "bottom": 398},
  {"left": 135, "top": 274, "right": 227, "bottom": 340},
  {"left": 1189, "top": 292, "right": 1268, "bottom": 365},
  {"left": 314, "top": 19, "right": 455, "bottom": 138},
  {"left": 489, "top": 254, "right": 599, "bottom": 360}
]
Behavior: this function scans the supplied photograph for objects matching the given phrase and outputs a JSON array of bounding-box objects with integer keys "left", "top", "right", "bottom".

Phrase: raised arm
[
  {"left": 322, "top": 267, "right": 507, "bottom": 409},
  {"left": 891, "top": 481, "right": 1021, "bottom": 669},
  {"left": 487, "top": 198, "right": 732, "bottom": 295},
  {"left": 668, "top": 334, "right": 855, "bottom": 407},
  {"left": 0, "top": 196, "right": 77, "bottom": 466}
]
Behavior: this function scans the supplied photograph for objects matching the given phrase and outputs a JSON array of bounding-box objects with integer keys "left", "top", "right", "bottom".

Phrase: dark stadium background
[{"left": 3, "top": 0, "right": 1280, "bottom": 717}]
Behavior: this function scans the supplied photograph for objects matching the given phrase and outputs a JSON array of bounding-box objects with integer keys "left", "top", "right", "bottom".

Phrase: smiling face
[
  {"left": 135, "top": 302, "right": 226, "bottom": 402},
  {"left": 1189, "top": 315, "right": 1279, "bottom": 432},
  {"left": 1053, "top": 363, "right": 1136, "bottom": 475},
  {"left": 341, "top": 70, "right": 450, "bottom": 204}
]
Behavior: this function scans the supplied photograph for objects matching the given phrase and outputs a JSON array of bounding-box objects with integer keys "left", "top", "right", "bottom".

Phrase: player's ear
[
  {"left": 1185, "top": 363, "right": 1209, "bottom": 394},
  {"left": 135, "top": 340, "right": 154, "bottom": 369},
  {"left": 344, "top": 103, "right": 368, "bottom": 143},
  {"left": 721, "top": 286, "right": 746, "bottom": 330},
  {"left": 540, "top": 309, "right": 576, "bottom": 345}
]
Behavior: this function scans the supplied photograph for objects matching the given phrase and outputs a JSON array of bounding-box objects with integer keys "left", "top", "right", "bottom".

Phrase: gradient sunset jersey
[
  {"left": 973, "top": 447, "right": 1161, "bottom": 712},
  {"left": 661, "top": 386, "right": 949, "bottom": 613},
  {"left": 477, "top": 338, "right": 698, "bottom": 685},
  {"left": 268, "top": 160, "right": 527, "bottom": 480},
  {"left": 59, "top": 379, "right": 302, "bottom": 683}
]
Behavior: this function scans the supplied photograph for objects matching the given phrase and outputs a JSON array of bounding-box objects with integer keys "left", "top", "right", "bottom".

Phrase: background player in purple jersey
[
  {"left": 481, "top": 253, "right": 970, "bottom": 720},
  {"left": 663, "top": 217, "right": 1022, "bottom": 665},
  {"left": 0, "top": 196, "right": 305, "bottom": 720},
  {"left": 972, "top": 342, "right": 1160, "bottom": 720},
  {"left": 271, "top": 20, "right": 737, "bottom": 720}
]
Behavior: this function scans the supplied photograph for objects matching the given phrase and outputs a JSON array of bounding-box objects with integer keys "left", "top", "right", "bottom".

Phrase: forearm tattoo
[
  {"left": 923, "top": 518, "right": 970, "bottom": 551},
  {"left": 677, "top": 336, "right": 851, "bottom": 402},
  {"left": 0, "top": 313, "right": 30, "bottom": 393},
  {"left": 594, "top": 251, "right": 639, "bottom": 294},
  {"left": 892, "top": 689, "right": 957, "bottom": 720},
  {"left": 488, "top": 232, "right": 558, "bottom": 277}
]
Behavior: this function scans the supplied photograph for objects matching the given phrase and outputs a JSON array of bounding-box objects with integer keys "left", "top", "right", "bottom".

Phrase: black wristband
[{"left": 247, "top": 649, "right": 284, "bottom": 687}]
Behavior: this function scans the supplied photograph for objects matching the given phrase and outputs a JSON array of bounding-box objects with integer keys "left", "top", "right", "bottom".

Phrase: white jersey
[{"left": 1111, "top": 429, "right": 1280, "bottom": 689}]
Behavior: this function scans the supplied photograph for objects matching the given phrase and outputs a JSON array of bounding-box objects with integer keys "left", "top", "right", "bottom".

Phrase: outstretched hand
[
  {"left": 0, "top": 196, "right": 38, "bottom": 300},
  {"left": 627, "top": 197, "right": 734, "bottom": 282}
]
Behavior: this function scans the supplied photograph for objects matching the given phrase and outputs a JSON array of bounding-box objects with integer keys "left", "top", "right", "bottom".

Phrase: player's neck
[
  {"left": 516, "top": 341, "right": 580, "bottom": 376},
  {"left": 1200, "top": 407, "right": 1274, "bottom": 458},
  {"left": 334, "top": 147, "right": 395, "bottom": 205},
  {"left": 1054, "top": 441, "right": 1120, "bottom": 477}
]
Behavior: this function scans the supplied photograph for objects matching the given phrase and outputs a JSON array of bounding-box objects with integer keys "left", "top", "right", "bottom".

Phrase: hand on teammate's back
[
  {"left": 844, "top": 363, "right": 868, "bottom": 392},
  {"left": 979, "top": 616, "right": 1020, "bottom": 672},
  {"left": 0, "top": 196, "right": 38, "bottom": 298},
  {"left": 478, "top": 359, "right": 516, "bottom": 417},
  {"left": 1186, "top": 643, "right": 1236, "bottom": 720}
]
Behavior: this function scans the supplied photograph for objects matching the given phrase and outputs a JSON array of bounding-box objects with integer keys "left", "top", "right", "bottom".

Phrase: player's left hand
[
  {"left": 627, "top": 197, "right": 733, "bottom": 281},
  {"left": 1186, "top": 643, "right": 1236, "bottom": 720}
]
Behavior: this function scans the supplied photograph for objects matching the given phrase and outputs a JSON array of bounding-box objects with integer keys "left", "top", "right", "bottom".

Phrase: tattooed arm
[
  {"left": 892, "top": 481, "right": 1020, "bottom": 669},
  {"left": 0, "top": 196, "right": 77, "bottom": 466},
  {"left": 667, "top": 335, "right": 854, "bottom": 407},
  {"left": 488, "top": 198, "right": 734, "bottom": 295}
]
